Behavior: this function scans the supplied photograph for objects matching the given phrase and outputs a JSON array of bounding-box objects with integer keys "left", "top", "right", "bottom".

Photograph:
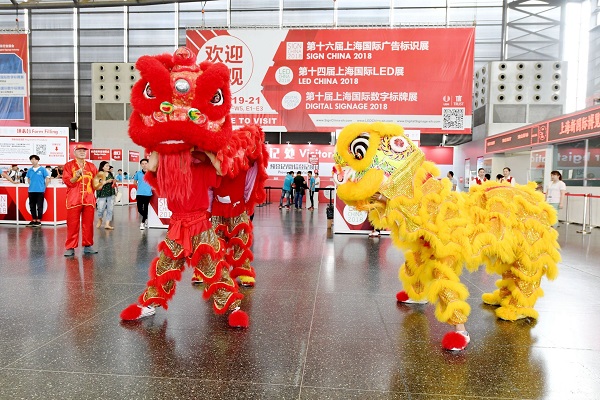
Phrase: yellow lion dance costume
[{"left": 333, "top": 122, "right": 560, "bottom": 351}]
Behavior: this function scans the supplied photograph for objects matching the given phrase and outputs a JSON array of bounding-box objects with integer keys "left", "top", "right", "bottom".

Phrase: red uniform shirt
[{"left": 62, "top": 159, "right": 98, "bottom": 208}]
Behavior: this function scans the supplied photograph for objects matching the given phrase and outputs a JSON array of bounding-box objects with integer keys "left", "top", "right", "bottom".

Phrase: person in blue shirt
[
  {"left": 25, "top": 154, "right": 50, "bottom": 226},
  {"left": 279, "top": 171, "right": 294, "bottom": 209},
  {"left": 307, "top": 170, "right": 316, "bottom": 211},
  {"left": 115, "top": 169, "right": 123, "bottom": 182},
  {"left": 133, "top": 158, "right": 153, "bottom": 230}
]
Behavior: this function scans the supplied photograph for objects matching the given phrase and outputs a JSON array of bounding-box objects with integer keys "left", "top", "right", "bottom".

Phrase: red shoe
[
  {"left": 120, "top": 304, "right": 155, "bottom": 321},
  {"left": 228, "top": 308, "right": 249, "bottom": 328},
  {"left": 442, "top": 331, "right": 470, "bottom": 351}
]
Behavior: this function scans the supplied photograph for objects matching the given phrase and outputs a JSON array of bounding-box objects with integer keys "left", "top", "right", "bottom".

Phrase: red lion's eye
[
  {"left": 144, "top": 82, "right": 155, "bottom": 99},
  {"left": 210, "top": 89, "right": 223, "bottom": 106}
]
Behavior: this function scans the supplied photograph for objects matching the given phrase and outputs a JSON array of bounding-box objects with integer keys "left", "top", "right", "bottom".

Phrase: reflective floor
[{"left": 0, "top": 204, "right": 599, "bottom": 399}]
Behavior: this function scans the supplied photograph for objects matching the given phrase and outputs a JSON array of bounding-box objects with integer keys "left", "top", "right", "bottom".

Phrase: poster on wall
[
  {"left": 0, "top": 127, "right": 68, "bottom": 166},
  {"left": 186, "top": 28, "right": 474, "bottom": 134},
  {"left": 0, "top": 33, "right": 29, "bottom": 126}
]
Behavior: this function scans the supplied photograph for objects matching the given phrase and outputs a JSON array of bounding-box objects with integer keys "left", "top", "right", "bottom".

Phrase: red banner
[
  {"left": 0, "top": 34, "right": 30, "bottom": 126},
  {"left": 89, "top": 148, "right": 110, "bottom": 161},
  {"left": 486, "top": 105, "right": 600, "bottom": 154},
  {"left": 128, "top": 150, "right": 140, "bottom": 163},
  {"left": 187, "top": 28, "right": 474, "bottom": 134},
  {"left": 111, "top": 149, "right": 123, "bottom": 161}
]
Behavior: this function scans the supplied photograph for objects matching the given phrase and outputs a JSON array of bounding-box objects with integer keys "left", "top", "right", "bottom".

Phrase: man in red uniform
[{"left": 62, "top": 145, "right": 98, "bottom": 256}]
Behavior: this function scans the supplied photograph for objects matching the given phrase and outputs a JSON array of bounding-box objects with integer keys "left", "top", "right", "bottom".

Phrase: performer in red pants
[
  {"left": 62, "top": 145, "right": 98, "bottom": 257},
  {"left": 120, "top": 151, "right": 249, "bottom": 327},
  {"left": 197, "top": 164, "right": 258, "bottom": 287}
]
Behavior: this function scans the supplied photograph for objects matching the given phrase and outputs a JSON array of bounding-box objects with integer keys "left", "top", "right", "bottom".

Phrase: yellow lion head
[{"left": 333, "top": 122, "right": 425, "bottom": 206}]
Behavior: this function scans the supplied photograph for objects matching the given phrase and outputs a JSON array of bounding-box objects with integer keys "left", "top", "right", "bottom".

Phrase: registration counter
[{"left": 0, "top": 180, "right": 67, "bottom": 226}]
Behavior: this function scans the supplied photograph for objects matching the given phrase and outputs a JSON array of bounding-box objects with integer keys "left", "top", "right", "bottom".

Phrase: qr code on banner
[
  {"left": 35, "top": 144, "right": 47, "bottom": 155},
  {"left": 286, "top": 42, "right": 303, "bottom": 60},
  {"left": 442, "top": 108, "right": 465, "bottom": 130}
]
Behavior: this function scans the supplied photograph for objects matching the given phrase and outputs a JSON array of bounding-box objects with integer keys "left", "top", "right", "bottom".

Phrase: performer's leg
[
  {"left": 482, "top": 277, "right": 511, "bottom": 306},
  {"left": 81, "top": 205, "right": 95, "bottom": 247},
  {"left": 494, "top": 262, "right": 544, "bottom": 321},
  {"left": 192, "top": 228, "right": 248, "bottom": 327},
  {"left": 120, "top": 238, "right": 186, "bottom": 320},
  {"left": 397, "top": 250, "right": 429, "bottom": 303},
  {"left": 226, "top": 213, "right": 256, "bottom": 287},
  {"left": 427, "top": 256, "right": 471, "bottom": 351},
  {"left": 140, "top": 250, "right": 186, "bottom": 309},
  {"left": 65, "top": 205, "right": 83, "bottom": 250}
]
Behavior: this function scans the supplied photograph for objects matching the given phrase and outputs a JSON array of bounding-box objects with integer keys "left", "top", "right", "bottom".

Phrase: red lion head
[{"left": 129, "top": 47, "right": 233, "bottom": 154}]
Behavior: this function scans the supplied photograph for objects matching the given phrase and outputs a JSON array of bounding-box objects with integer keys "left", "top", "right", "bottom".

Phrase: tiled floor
[{"left": 0, "top": 205, "right": 599, "bottom": 399}]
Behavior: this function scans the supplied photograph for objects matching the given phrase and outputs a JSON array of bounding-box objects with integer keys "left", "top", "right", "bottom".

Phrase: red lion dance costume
[
  {"left": 120, "top": 47, "right": 267, "bottom": 328},
  {"left": 193, "top": 135, "right": 269, "bottom": 288}
]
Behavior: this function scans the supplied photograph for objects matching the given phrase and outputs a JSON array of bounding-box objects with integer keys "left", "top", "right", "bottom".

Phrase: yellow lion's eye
[{"left": 349, "top": 133, "right": 370, "bottom": 160}]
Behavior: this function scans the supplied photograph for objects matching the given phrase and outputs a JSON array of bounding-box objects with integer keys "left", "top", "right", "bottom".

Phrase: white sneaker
[
  {"left": 144, "top": 221, "right": 148, "bottom": 228},
  {"left": 139, "top": 306, "right": 156, "bottom": 319},
  {"left": 140, "top": 223, "right": 145, "bottom": 230}
]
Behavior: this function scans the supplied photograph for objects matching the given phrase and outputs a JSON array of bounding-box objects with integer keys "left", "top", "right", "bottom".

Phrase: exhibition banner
[
  {"left": 90, "top": 148, "right": 110, "bottom": 161},
  {"left": 111, "top": 149, "right": 123, "bottom": 161},
  {"left": 187, "top": 28, "right": 474, "bottom": 134},
  {"left": 128, "top": 150, "right": 140, "bottom": 163},
  {"left": 0, "top": 33, "right": 30, "bottom": 126},
  {"left": 0, "top": 127, "right": 68, "bottom": 165}
]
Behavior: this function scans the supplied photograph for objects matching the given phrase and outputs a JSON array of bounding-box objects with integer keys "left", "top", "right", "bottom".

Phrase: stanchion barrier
[
  {"left": 564, "top": 192, "right": 571, "bottom": 225},
  {"left": 565, "top": 193, "right": 586, "bottom": 227},
  {"left": 576, "top": 193, "right": 592, "bottom": 235},
  {"left": 589, "top": 194, "right": 600, "bottom": 229}
]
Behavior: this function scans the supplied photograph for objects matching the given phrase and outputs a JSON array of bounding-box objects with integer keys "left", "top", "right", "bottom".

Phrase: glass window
[
  {"left": 129, "top": 11, "right": 175, "bottom": 29},
  {"left": 80, "top": 11, "right": 124, "bottom": 30},
  {"left": 231, "top": 10, "right": 280, "bottom": 26},
  {"left": 283, "top": 10, "right": 335, "bottom": 26},
  {"left": 80, "top": 30, "right": 125, "bottom": 47},
  {"left": 553, "top": 140, "right": 586, "bottom": 186},
  {"left": 338, "top": 9, "right": 389, "bottom": 25},
  {"left": 587, "top": 137, "right": 600, "bottom": 187},
  {"left": 232, "top": 0, "right": 280, "bottom": 10},
  {"left": 394, "top": 8, "right": 447, "bottom": 24},
  {"left": 129, "top": 30, "right": 176, "bottom": 47}
]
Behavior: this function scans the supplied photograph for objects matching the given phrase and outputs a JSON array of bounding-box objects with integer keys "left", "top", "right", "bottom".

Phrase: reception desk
[{"left": 0, "top": 180, "right": 67, "bottom": 226}]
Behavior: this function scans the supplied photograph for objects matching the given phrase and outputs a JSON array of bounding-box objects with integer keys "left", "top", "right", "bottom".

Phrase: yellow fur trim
[{"left": 333, "top": 122, "right": 561, "bottom": 325}]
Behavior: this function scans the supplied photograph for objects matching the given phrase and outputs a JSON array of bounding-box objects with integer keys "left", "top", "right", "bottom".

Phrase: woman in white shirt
[{"left": 545, "top": 170, "right": 566, "bottom": 215}]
